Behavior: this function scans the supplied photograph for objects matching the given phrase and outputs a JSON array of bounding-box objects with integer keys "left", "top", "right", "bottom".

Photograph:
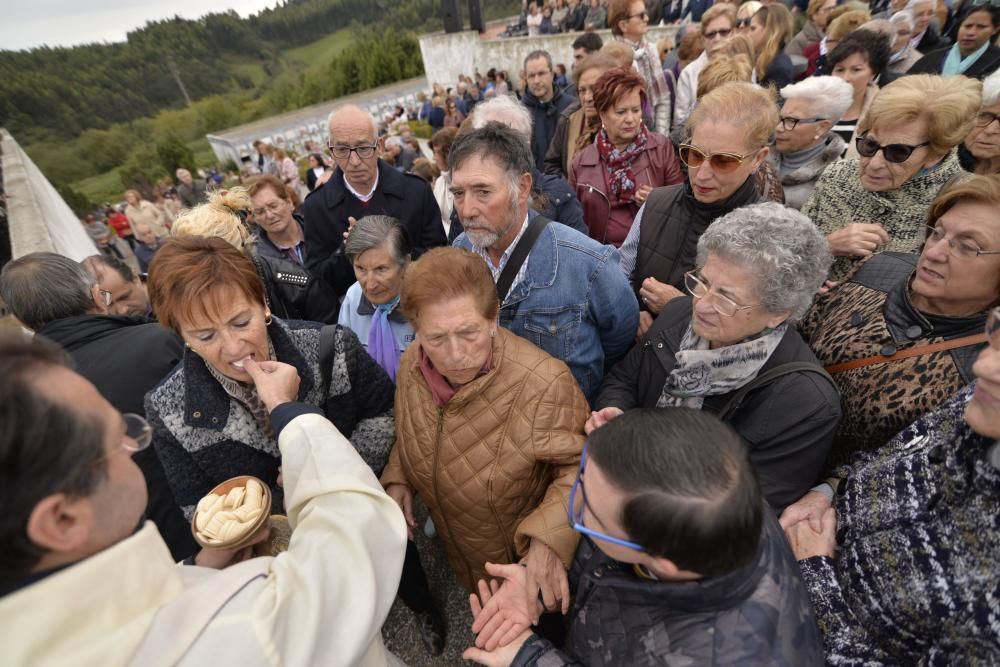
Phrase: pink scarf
[{"left": 418, "top": 344, "right": 493, "bottom": 407}]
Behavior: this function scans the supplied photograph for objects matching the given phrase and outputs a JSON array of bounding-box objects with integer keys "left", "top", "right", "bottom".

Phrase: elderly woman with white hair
[
  {"left": 961, "top": 70, "right": 1000, "bottom": 174},
  {"left": 886, "top": 11, "right": 923, "bottom": 73},
  {"left": 771, "top": 76, "right": 854, "bottom": 210},
  {"left": 906, "top": 0, "right": 949, "bottom": 54},
  {"left": 591, "top": 203, "right": 841, "bottom": 512}
]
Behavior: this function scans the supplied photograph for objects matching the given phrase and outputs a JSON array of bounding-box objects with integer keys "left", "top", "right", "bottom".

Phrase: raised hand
[{"left": 470, "top": 563, "right": 538, "bottom": 651}]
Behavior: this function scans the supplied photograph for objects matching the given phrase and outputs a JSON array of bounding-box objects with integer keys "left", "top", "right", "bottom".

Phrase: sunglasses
[
  {"left": 704, "top": 27, "right": 733, "bottom": 38},
  {"left": 855, "top": 134, "right": 930, "bottom": 163},
  {"left": 678, "top": 143, "right": 756, "bottom": 173},
  {"left": 735, "top": 17, "right": 752, "bottom": 27},
  {"left": 628, "top": 10, "right": 649, "bottom": 20}
]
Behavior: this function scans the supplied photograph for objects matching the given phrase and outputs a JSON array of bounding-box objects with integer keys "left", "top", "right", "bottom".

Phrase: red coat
[
  {"left": 107, "top": 211, "right": 132, "bottom": 237},
  {"left": 569, "top": 131, "right": 682, "bottom": 247}
]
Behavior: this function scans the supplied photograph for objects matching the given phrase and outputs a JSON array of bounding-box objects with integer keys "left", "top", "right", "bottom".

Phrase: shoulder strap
[
  {"left": 717, "top": 362, "right": 831, "bottom": 421},
  {"left": 496, "top": 216, "right": 551, "bottom": 305},
  {"left": 318, "top": 324, "right": 337, "bottom": 395},
  {"left": 825, "top": 333, "right": 988, "bottom": 375}
]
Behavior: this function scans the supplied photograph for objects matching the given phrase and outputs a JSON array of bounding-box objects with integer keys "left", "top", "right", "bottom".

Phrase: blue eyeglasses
[{"left": 567, "top": 444, "right": 645, "bottom": 552}]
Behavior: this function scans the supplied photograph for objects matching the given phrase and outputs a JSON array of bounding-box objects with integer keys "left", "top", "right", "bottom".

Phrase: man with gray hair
[
  {"left": 521, "top": 49, "right": 576, "bottom": 170},
  {"left": 0, "top": 251, "right": 195, "bottom": 559},
  {"left": 450, "top": 123, "right": 638, "bottom": 402},
  {"left": 175, "top": 168, "right": 207, "bottom": 208},
  {"left": 301, "top": 104, "right": 446, "bottom": 298},
  {"left": 468, "top": 96, "right": 587, "bottom": 235}
]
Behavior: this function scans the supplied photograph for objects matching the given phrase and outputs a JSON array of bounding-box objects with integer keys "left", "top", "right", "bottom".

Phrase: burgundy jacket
[{"left": 569, "top": 131, "right": 682, "bottom": 247}]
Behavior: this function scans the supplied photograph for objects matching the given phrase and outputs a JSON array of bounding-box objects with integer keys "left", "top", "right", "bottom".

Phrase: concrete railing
[
  {"left": 419, "top": 25, "right": 682, "bottom": 90},
  {"left": 1, "top": 129, "right": 96, "bottom": 262}
]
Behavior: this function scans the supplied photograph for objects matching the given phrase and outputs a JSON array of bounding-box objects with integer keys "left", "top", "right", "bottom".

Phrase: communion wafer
[{"left": 194, "top": 479, "right": 269, "bottom": 547}]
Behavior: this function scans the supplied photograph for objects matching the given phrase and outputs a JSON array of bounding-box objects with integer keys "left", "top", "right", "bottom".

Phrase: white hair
[
  {"left": 470, "top": 95, "right": 534, "bottom": 142},
  {"left": 780, "top": 76, "right": 855, "bottom": 125},
  {"left": 983, "top": 69, "right": 1000, "bottom": 107},
  {"left": 889, "top": 9, "right": 915, "bottom": 31},
  {"left": 384, "top": 136, "right": 403, "bottom": 149}
]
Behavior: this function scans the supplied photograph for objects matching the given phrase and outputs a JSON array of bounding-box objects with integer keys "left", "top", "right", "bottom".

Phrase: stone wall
[
  {"left": 1, "top": 129, "right": 96, "bottom": 261},
  {"left": 419, "top": 26, "right": 682, "bottom": 88}
]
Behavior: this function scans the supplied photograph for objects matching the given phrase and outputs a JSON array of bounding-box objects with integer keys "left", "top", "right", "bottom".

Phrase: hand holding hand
[
  {"left": 523, "top": 539, "right": 570, "bottom": 618},
  {"left": 242, "top": 359, "right": 301, "bottom": 412},
  {"left": 470, "top": 563, "right": 539, "bottom": 650},
  {"left": 385, "top": 483, "right": 416, "bottom": 539},
  {"left": 639, "top": 277, "right": 684, "bottom": 314},
  {"left": 826, "top": 223, "right": 889, "bottom": 257},
  {"left": 584, "top": 406, "right": 624, "bottom": 435},
  {"left": 778, "top": 489, "right": 833, "bottom": 531},
  {"left": 462, "top": 629, "right": 532, "bottom": 667},
  {"left": 785, "top": 506, "right": 837, "bottom": 560}
]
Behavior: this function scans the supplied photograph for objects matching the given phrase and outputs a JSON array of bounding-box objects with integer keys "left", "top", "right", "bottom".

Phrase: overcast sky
[{"left": 1, "top": 0, "right": 279, "bottom": 52}]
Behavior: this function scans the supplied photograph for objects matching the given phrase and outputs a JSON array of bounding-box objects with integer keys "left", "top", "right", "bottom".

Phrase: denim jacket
[{"left": 455, "top": 213, "right": 639, "bottom": 402}]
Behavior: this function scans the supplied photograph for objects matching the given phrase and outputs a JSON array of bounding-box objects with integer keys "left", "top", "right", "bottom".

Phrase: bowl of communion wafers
[{"left": 191, "top": 476, "right": 271, "bottom": 550}]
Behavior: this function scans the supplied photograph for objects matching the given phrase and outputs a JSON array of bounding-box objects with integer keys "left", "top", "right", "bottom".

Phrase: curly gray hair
[{"left": 696, "top": 203, "right": 832, "bottom": 322}]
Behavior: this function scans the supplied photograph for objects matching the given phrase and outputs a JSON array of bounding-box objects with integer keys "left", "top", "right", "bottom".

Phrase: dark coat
[
  {"left": 512, "top": 514, "right": 825, "bottom": 666},
  {"left": 522, "top": 87, "right": 577, "bottom": 171},
  {"left": 569, "top": 131, "right": 683, "bottom": 247},
  {"left": 915, "top": 24, "right": 951, "bottom": 54},
  {"left": 300, "top": 160, "right": 446, "bottom": 297},
  {"left": 761, "top": 51, "right": 796, "bottom": 89},
  {"left": 908, "top": 42, "right": 1000, "bottom": 79},
  {"left": 596, "top": 297, "right": 841, "bottom": 511},
  {"left": 252, "top": 252, "right": 339, "bottom": 324},
  {"left": 36, "top": 315, "right": 196, "bottom": 560},
  {"left": 145, "top": 319, "right": 396, "bottom": 519}
]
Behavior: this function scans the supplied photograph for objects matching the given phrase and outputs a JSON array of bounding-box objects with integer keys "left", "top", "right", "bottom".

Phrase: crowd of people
[{"left": 1, "top": 0, "right": 1000, "bottom": 664}]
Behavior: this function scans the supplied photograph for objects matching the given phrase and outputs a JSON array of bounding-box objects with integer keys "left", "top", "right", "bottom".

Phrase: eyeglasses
[
  {"left": 924, "top": 224, "right": 1000, "bottom": 259},
  {"left": 567, "top": 444, "right": 645, "bottom": 552},
  {"left": 704, "top": 26, "right": 733, "bottom": 38},
  {"left": 974, "top": 111, "right": 1000, "bottom": 128},
  {"left": 855, "top": 134, "right": 930, "bottom": 163},
  {"left": 123, "top": 413, "right": 153, "bottom": 452},
  {"left": 685, "top": 270, "right": 762, "bottom": 317},
  {"left": 778, "top": 116, "right": 827, "bottom": 131},
  {"left": 735, "top": 17, "right": 752, "bottom": 27},
  {"left": 987, "top": 307, "right": 999, "bottom": 350},
  {"left": 328, "top": 143, "right": 378, "bottom": 160},
  {"left": 97, "top": 288, "right": 113, "bottom": 307},
  {"left": 628, "top": 10, "right": 649, "bottom": 20},
  {"left": 251, "top": 200, "right": 286, "bottom": 218},
  {"left": 678, "top": 143, "right": 757, "bottom": 173}
]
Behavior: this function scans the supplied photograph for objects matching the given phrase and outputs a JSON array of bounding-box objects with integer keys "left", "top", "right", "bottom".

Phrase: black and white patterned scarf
[{"left": 656, "top": 323, "right": 787, "bottom": 410}]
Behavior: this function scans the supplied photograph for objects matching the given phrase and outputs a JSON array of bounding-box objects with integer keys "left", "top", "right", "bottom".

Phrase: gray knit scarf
[
  {"left": 656, "top": 323, "right": 787, "bottom": 410},
  {"left": 205, "top": 337, "right": 278, "bottom": 437}
]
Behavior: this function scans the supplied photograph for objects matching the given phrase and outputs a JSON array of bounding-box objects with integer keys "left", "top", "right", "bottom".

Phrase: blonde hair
[
  {"left": 752, "top": 4, "right": 795, "bottom": 77},
  {"left": 687, "top": 81, "right": 779, "bottom": 149},
  {"left": 171, "top": 187, "right": 254, "bottom": 251},
  {"left": 709, "top": 33, "right": 754, "bottom": 61},
  {"left": 702, "top": 3, "right": 738, "bottom": 29},
  {"left": 736, "top": 1, "right": 763, "bottom": 21},
  {"left": 859, "top": 74, "right": 982, "bottom": 159},
  {"left": 827, "top": 9, "right": 872, "bottom": 41},
  {"left": 600, "top": 41, "right": 635, "bottom": 69},
  {"left": 697, "top": 55, "right": 754, "bottom": 99}
]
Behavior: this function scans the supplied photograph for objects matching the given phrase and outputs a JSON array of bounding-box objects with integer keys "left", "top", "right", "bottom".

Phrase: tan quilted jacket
[{"left": 381, "top": 329, "right": 587, "bottom": 592}]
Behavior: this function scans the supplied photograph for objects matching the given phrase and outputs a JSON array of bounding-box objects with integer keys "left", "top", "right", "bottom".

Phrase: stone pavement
[{"left": 382, "top": 500, "right": 476, "bottom": 666}]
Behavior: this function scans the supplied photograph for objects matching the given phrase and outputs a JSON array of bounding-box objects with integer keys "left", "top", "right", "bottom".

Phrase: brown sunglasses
[{"left": 678, "top": 144, "right": 757, "bottom": 173}]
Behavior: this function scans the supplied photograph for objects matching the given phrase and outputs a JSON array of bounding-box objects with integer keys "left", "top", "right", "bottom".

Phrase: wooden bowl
[{"left": 191, "top": 475, "right": 272, "bottom": 551}]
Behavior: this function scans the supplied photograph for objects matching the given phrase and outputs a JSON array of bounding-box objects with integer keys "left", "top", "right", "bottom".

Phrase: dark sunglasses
[
  {"left": 735, "top": 17, "right": 752, "bottom": 27},
  {"left": 855, "top": 135, "right": 929, "bottom": 163},
  {"left": 628, "top": 10, "right": 649, "bottom": 20},
  {"left": 678, "top": 143, "right": 756, "bottom": 173},
  {"left": 704, "top": 26, "right": 733, "bottom": 38}
]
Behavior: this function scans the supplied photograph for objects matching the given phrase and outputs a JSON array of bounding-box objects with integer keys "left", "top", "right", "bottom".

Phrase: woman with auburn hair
[
  {"left": 144, "top": 235, "right": 447, "bottom": 655},
  {"left": 608, "top": 0, "right": 672, "bottom": 134},
  {"left": 803, "top": 74, "right": 982, "bottom": 282},
  {"left": 748, "top": 4, "right": 796, "bottom": 89},
  {"left": 171, "top": 187, "right": 338, "bottom": 324},
  {"left": 382, "top": 246, "right": 588, "bottom": 608},
  {"left": 619, "top": 82, "right": 777, "bottom": 337},
  {"left": 800, "top": 174, "right": 999, "bottom": 465},
  {"left": 544, "top": 53, "right": 618, "bottom": 178},
  {"left": 570, "top": 67, "right": 683, "bottom": 247}
]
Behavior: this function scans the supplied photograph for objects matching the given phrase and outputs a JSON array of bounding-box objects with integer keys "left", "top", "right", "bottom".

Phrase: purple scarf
[{"left": 368, "top": 297, "right": 401, "bottom": 382}]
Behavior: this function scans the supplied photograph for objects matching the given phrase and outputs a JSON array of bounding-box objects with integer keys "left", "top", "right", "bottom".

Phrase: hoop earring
[{"left": 264, "top": 312, "right": 273, "bottom": 325}]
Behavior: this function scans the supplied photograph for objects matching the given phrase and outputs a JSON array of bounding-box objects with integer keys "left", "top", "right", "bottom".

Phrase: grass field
[{"left": 286, "top": 28, "right": 354, "bottom": 73}]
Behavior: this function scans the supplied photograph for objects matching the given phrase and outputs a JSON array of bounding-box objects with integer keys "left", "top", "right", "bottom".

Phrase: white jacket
[{"left": 0, "top": 411, "right": 408, "bottom": 666}]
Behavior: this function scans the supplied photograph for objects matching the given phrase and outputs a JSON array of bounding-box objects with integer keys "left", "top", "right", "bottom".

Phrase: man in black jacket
[
  {"left": 300, "top": 105, "right": 447, "bottom": 297},
  {"left": 463, "top": 409, "right": 824, "bottom": 666},
  {"left": 521, "top": 50, "right": 577, "bottom": 170},
  {"left": 0, "top": 252, "right": 197, "bottom": 560}
]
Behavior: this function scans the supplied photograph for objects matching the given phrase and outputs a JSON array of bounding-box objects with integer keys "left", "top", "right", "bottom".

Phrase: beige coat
[
  {"left": 382, "top": 328, "right": 588, "bottom": 592},
  {"left": 0, "top": 412, "right": 407, "bottom": 666},
  {"left": 125, "top": 199, "right": 170, "bottom": 238}
]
